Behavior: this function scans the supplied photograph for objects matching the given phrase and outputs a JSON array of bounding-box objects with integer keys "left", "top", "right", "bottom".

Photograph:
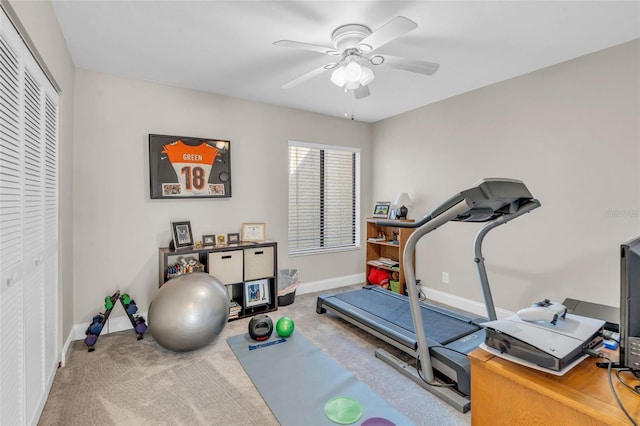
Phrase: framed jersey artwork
[{"left": 149, "top": 134, "right": 231, "bottom": 199}]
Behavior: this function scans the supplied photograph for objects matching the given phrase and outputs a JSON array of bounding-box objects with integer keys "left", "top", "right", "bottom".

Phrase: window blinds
[{"left": 288, "top": 141, "right": 359, "bottom": 255}]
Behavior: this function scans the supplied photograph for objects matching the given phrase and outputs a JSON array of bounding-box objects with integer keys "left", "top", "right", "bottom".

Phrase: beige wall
[
  {"left": 72, "top": 69, "right": 372, "bottom": 322},
  {"left": 6, "top": 0, "right": 76, "bottom": 343},
  {"left": 372, "top": 39, "right": 640, "bottom": 312}
]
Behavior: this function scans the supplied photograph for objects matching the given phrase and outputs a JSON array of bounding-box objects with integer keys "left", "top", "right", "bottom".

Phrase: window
[{"left": 288, "top": 141, "right": 360, "bottom": 256}]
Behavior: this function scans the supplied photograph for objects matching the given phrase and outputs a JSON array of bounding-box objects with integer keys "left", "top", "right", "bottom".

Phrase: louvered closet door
[
  {"left": 0, "top": 8, "right": 59, "bottom": 426},
  {"left": 43, "top": 94, "right": 58, "bottom": 395},
  {"left": 22, "top": 66, "right": 46, "bottom": 424},
  {"left": 0, "top": 28, "right": 26, "bottom": 426}
]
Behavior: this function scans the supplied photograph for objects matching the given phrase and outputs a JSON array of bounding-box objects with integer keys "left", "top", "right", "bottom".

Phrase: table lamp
[{"left": 394, "top": 192, "right": 413, "bottom": 220}]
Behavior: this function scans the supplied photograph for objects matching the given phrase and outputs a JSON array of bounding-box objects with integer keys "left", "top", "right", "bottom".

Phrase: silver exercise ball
[{"left": 149, "top": 272, "right": 229, "bottom": 352}]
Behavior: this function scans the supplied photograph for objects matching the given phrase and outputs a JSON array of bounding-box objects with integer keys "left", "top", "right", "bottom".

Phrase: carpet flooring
[{"left": 38, "top": 285, "right": 470, "bottom": 425}]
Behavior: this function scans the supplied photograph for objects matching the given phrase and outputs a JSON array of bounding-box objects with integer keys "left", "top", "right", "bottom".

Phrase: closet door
[
  {"left": 0, "top": 8, "right": 59, "bottom": 426},
  {"left": 43, "top": 94, "right": 58, "bottom": 400},
  {"left": 0, "top": 26, "right": 26, "bottom": 426},
  {"left": 22, "top": 66, "right": 46, "bottom": 424}
]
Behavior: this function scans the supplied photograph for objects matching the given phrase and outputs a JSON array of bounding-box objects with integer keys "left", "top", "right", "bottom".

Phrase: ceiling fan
[{"left": 274, "top": 16, "right": 439, "bottom": 99}]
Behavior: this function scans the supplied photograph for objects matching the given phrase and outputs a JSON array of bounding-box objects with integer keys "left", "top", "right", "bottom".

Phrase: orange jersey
[{"left": 163, "top": 141, "right": 218, "bottom": 195}]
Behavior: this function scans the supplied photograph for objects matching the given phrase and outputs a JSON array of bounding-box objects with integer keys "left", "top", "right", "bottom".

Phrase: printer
[{"left": 480, "top": 313, "right": 604, "bottom": 372}]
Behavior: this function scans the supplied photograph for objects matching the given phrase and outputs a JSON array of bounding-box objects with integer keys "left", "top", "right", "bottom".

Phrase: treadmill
[{"left": 316, "top": 178, "right": 541, "bottom": 413}]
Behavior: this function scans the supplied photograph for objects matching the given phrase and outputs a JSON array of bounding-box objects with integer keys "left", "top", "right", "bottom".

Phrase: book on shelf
[
  {"left": 229, "top": 300, "right": 241, "bottom": 315},
  {"left": 369, "top": 257, "right": 399, "bottom": 268},
  {"left": 367, "top": 237, "right": 386, "bottom": 242}
]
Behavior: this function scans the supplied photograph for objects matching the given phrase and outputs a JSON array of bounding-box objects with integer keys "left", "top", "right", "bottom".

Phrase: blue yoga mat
[{"left": 227, "top": 331, "right": 412, "bottom": 425}]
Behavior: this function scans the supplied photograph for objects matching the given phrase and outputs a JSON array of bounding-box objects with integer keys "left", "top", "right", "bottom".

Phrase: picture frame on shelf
[
  {"left": 227, "top": 232, "right": 240, "bottom": 244},
  {"left": 244, "top": 279, "right": 270, "bottom": 308},
  {"left": 202, "top": 234, "right": 215, "bottom": 246},
  {"left": 242, "top": 222, "right": 266, "bottom": 242},
  {"left": 215, "top": 234, "right": 227, "bottom": 246},
  {"left": 372, "top": 202, "right": 391, "bottom": 218},
  {"left": 171, "top": 221, "right": 194, "bottom": 249}
]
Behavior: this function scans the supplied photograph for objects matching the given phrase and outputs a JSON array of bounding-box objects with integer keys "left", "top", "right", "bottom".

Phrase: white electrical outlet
[{"left": 442, "top": 272, "right": 449, "bottom": 284}]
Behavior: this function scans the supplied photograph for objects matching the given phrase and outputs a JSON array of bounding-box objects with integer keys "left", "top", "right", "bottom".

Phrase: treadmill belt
[{"left": 333, "top": 289, "right": 479, "bottom": 345}]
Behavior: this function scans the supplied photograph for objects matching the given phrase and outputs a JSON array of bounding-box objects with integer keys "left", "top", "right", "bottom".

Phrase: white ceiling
[{"left": 51, "top": 1, "right": 640, "bottom": 123}]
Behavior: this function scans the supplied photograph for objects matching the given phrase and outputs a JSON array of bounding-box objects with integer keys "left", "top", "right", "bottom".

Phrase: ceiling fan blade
[
  {"left": 374, "top": 55, "right": 440, "bottom": 75},
  {"left": 273, "top": 40, "right": 339, "bottom": 56},
  {"left": 281, "top": 63, "right": 336, "bottom": 89},
  {"left": 353, "top": 85, "right": 370, "bottom": 99},
  {"left": 358, "top": 16, "right": 417, "bottom": 52}
]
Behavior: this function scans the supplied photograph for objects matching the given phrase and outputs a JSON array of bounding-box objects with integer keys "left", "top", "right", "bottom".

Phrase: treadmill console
[{"left": 429, "top": 178, "right": 538, "bottom": 223}]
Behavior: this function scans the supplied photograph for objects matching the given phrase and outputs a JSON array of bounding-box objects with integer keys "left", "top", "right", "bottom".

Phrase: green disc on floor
[{"left": 324, "top": 396, "right": 363, "bottom": 424}]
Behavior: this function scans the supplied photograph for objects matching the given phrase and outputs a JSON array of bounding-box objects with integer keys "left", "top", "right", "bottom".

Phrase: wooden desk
[{"left": 469, "top": 348, "right": 639, "bottom": 425}]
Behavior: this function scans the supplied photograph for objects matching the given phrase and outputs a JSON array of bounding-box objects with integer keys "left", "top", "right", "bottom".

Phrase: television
[{"left": 620, "top": 237, "right": 640, "bottom": 370}]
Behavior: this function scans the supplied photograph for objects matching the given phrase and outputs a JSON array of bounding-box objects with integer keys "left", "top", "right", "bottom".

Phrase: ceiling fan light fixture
[
  {"left": 359, "top": 66, "right": 374, "bottom": 86},
  {"left": 344, "top": 61, "right": 362, "bottom": 83},
  {"left": 345, "top": 80, "right": 360, "bottom": 90},
  {"left": 330, "top": 66, "right": 347, "bottom": 87}
]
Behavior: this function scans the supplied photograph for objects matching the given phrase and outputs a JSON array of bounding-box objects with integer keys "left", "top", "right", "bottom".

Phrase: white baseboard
[
  {"left": 295, "top": 273, "right": 365, "bottom": 295},
  {"left": 60, "top": 275, "right": 364, "bottom": 364},
  {"left": 60, "top": 277, "right": 510, "bottom": 365},
  {"left": 295, "top": 274, "right": 514, "bottom": 320},
  {"left": 422, "top": 286, "right": 514, "bottom": 319}
]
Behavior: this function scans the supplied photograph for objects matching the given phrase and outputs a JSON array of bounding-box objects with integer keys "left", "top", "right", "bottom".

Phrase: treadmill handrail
[
  {"left": 375, "top": 214, "right": 433, "bottom": 229},
  {"left": 402, "top": 199, "right": 472, "bottom": 385},
  {"left": 474, "top": 199, "right": 541, "bottom": 321}
]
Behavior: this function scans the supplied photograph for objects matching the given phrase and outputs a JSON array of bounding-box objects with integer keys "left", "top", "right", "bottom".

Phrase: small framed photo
[
  {"left": 227, "top": 233, "right": 240, "bottom": 244},
  {"left": 202, "top": 234, "right": 215, "bottom": 246},
  {"left": 242, "top": 222, "right": 266, "bottom": 242},
  {"left": 215, "top": 234, "right": 227, "bottom": 246},
  {"left": 244, "top": 279, "right": 270, "bottom": 308},
  {"left": 171, "top": 221, "right": 194, "bottom": 249},
  {"left": 372, "top": 202, "right": 391, "bottom": 218}
]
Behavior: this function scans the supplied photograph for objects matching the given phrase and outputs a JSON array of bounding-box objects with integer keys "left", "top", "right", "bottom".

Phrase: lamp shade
[
  {"left": 344, "top": 61, "right": 362, "bottom": 82},
  {"left": 330, "top": 66, "right": 347, "bottom": 87},
  {"left": 394, "top": 192, "right": 413, "bottom": 207},
  {"left": 330, "top": 60, "right": 375, "bottom": 89},
  {"left": 359, "top": 66, "right": 374, "bottom": 86},
  {"left": 393, "top": 192, "right": 413, "bottom": 220}
]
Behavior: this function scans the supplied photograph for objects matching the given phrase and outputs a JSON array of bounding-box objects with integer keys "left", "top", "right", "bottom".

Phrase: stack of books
[
  {"left": 367, "top": 236, "right": 386, "bottom": 242},
  {"left": 229, "top": 300, "right": 241, "bottom": 319},
  {"left": 378, "top": 257, "right": 399, "bottom": 267}
]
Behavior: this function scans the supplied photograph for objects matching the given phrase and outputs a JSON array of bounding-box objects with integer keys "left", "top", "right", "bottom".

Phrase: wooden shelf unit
[
  {"left": 158, "top": 241, "right": 278, "bottom": 320},
  {"left": 365, "top": 218, "right": 415, "bottom": 294}
]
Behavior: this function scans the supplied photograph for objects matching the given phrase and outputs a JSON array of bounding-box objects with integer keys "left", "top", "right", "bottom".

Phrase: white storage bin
[
  {"left": 208, "top": 250, "right": 243, "bottom": 284},
  {"left": 244, "top": 246, "right": 274, "bottom": 281}
]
